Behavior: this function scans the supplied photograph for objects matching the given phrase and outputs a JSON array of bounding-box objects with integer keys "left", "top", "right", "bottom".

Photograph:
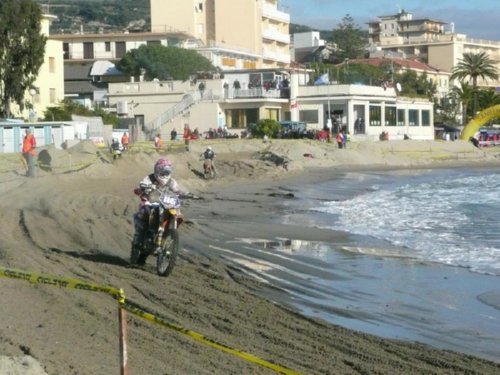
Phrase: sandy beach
[{"left": 1, "top": 138, "right": 500, "bottom": 374}]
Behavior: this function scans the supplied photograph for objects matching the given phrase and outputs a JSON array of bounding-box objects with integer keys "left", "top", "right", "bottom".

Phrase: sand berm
[{"left": 1, "top": 138, "right": 499, "bottom": 374}]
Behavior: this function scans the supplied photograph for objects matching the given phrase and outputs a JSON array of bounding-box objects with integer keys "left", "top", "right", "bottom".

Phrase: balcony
[
  {"left": 262, "top": 49, "right": 291, "bottom": 64},
  {"left": 262, "top": 4, "right": 290, "bottom": 23},
  {"left": 262, "top": 28, "right": 290, "bottom": 44}
]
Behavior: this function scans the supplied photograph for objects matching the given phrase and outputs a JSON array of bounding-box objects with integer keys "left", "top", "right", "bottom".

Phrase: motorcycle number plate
[{"left": 168, "top": 208, "right": 177, "bottom": 215}]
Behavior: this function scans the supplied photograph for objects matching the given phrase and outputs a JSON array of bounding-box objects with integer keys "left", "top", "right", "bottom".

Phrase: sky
[{"left": 283, "top": 0, "right": 500, "bottom": 41}]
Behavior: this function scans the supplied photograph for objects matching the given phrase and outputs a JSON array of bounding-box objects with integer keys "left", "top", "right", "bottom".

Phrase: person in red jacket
[{"left": 22, "top": 128, "right": 36, "bottom": 177}]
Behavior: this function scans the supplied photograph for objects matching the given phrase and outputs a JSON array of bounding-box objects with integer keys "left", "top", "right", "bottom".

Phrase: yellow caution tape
[
  {"left": 121, "top": 300, "right": 301, "bottom": 375},
  {"left": 0, "top": 266, "right": 122, "bottom": 299},
  {"left": 0, "top": 266, "right": 300, "bottom": 374}
]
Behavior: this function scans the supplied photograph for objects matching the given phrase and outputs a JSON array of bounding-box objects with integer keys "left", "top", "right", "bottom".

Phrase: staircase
[{"left": 143, "top": 90, "right": 203, "bottom": 136}]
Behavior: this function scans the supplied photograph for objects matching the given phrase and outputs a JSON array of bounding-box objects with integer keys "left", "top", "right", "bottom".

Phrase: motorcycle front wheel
[
  {"left": 130, "top": 244, "right": 148, "bottom": 266},
  {"left": 156, "top": 229, "right": 179, "bottom": 277}
]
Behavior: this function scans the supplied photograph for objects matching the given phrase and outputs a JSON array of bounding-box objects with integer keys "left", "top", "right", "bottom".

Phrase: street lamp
[{"left": 28, "top": 87, "right": 38, "bottom": 122}]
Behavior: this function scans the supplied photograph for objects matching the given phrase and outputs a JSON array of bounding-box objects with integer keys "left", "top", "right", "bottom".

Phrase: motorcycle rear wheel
[{"left": 156, "top": 229, "right": 179, "bottom": 277}]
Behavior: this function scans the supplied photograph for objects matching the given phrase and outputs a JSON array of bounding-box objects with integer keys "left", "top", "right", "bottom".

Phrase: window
[
  {"left": 409, "top": 109, "right": 419, "bottom": 126},
  {"left": 134, "top": 115, "right": 145, "bottom": 127},
  {"left": 385, "top": 106, "right": 396, "bottom": 126},
  {"left": 225, "top": 108, "right": 259, "bottom": 128},
  {"left": 397, "top": 109, "right": 405, "bottom": 126},
  {"left": 115, "top": 42, "right": 126, "bottom": 58},
  {"left": 369, "top": 105, "right": 381, "bottom": 126},
  {"left": 105, "top": 41, "right": 111, "bottom": 52},
  {"left": 264, "top": 108, "right": 279, "bottom": 121},
  {"left": 299, "top": 110, "right": 318, "bottom": 123},
  {"left": 49, "top": 88, "right": 56, "bottom": 104},
  {"left": 49, "top": 57, "right": 55, "bottom": 73},
  {"left": 83, "top": 42, "right": 94, "bottom": 59},
  {"left": 421, "top": 110, "right": 431, "bottom": 126},
  {"left": 63, "top": 43, "right": 69, "bottom": 59}
]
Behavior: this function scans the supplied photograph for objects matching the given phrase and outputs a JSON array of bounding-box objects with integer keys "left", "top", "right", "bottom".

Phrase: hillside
[
  {"left": 36, "top": 0, "right": 326, "bottom": 37},
  {"left": 35, "top": 0, "right": 150, "bottom": 34}
]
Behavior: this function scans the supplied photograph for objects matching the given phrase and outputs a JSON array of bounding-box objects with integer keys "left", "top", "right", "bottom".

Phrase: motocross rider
[
  {"left": 132, "top": 158, "right": 189, "bottom": 259},
  {"left": 201, "top": 146, "right": 216, "bottom": 174}
]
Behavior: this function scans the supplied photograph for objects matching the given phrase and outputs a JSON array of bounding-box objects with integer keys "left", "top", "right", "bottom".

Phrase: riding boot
[{"left": 132, "top": 232, "right": 144, "bottom": 249}]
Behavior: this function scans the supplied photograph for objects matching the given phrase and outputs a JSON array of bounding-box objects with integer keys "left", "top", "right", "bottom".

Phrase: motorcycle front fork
[{"left": 155, "top": 214, "right": 176, "bottom": 249}]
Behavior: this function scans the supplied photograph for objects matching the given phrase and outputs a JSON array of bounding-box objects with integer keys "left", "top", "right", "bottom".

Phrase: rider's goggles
[{"left": 158, "top": 169, "right": 171, "bottom": 177}]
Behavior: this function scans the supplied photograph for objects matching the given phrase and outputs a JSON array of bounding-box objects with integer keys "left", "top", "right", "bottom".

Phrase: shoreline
[{"left": 185, "top": 160, "right": 500, "bottom": 364}]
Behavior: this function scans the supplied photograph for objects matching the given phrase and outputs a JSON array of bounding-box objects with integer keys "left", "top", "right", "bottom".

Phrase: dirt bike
[
  {"left": 110, "top": 142, "right": 124, "bottom": 160},
  {"left": 130, "top": 191, "right": 185, "bottom": 277},
  {"left": 202, "top": 158, "right": 216, "bottom": 179}
]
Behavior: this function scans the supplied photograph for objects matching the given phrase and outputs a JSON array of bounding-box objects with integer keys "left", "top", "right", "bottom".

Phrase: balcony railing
[
  {"left": 262, "top": 49, "right": 291, "bottom": 64},
  {"left": 262, "top": 28, "right": 290, "bottom": 44}
]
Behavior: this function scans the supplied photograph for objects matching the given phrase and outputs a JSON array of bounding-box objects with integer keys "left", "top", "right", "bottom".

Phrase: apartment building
[
  {"left": 368, "top": 10, "right": 500, "bottom": 89},
  {"left": 291, "top": 31, "right": 335, "bottom": 64},
  {"left": 11, "top": 13, "right": 65, "bottom": 121},
  {"left": 49, "top": 30, "right": 196, "bottom": 106},
  {"left": 150, "top": 0, "right": 291, "bottom": 70}
]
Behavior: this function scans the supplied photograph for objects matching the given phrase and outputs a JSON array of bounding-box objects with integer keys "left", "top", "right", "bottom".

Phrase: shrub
[{"left": 250, "top": 119, "right": 281, "bottom": 138}]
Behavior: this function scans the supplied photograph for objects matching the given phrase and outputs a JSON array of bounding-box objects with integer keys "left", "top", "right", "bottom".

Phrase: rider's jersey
[
  {"left": 136, "top": 173, "right": 183, "bottom": 206},
  {"left": 203, "top": 150, "right": 215, "bottom": 160}
]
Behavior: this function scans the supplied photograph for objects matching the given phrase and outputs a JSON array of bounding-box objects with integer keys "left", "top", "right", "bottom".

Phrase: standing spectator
[
  {"left": 354, "top": 118, "right": 360, "bottom": 134},
  {"left": 183, "top": 124, "right": 191, "bottom": 151},
  {"left": 208, "top": 128, "right": 215, "bottom": 139},
  {"left": 336, "top": 130, "right": 343, "bottom": 149},
  {"left": 198, "top": 81, "right": 206, "bottom": 99},
  {"left": 121, "top": 132, "right": 129, "bottom": 151},
  {"left": 233, "top": 79, "right": 241, "bottom": 97},
  {"left": 22, "top": 128, "right": 36, "bottom": 177},
  {"left": 170, "top": 128, "right": 177, "bottom": 141},
  {"left": 342, "top": 131, "right": 348, "bottom": 149},
  {"left": 154, "top": 133, "right": 163, "bottom": 151}
]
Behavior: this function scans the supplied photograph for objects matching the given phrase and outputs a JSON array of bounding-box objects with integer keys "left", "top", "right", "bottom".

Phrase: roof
[
  {"left": 90, "top": 60, "right": 122, "bottom": 76},
  {"left": 64, "top": 62, "right": 93, "bottom": 80},
  {"left": 344, "top": 57, "right": 449, "bottom": 74},
  {"left": 50, "top": 30, "right": 193, "bottom": 42},
  {"left": 64, "top": 81, "right": 107, "bottom": 95}
]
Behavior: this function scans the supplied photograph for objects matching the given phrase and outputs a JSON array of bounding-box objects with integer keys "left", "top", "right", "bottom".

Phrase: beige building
[
  {"left": 106, "top": 70, "right": 434, "bottom": 142},
  {"left": 12, "top": 13, "right": 65, "bottom": 121},
  {"left": 151, "top": 0, "right": 291, "bottom": 69},
  {"left": 368, "top": 10, "right": 500, "bottom": 89}
]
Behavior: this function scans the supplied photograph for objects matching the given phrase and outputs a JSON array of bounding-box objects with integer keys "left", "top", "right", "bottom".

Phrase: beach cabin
[{"left": 0, "top": 120, "right": 88, "bottom": 153}]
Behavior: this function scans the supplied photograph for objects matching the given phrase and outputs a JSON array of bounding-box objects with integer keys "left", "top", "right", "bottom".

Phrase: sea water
[
  {"left": 308, "top": 168, "right": 500, "bottom": 277},
  {"left": 229, "top": 168, "right": 500, "bottom": 362}
]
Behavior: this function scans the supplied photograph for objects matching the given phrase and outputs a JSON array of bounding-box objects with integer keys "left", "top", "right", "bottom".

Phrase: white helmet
[
  {"left": 206, "top": 146, "right": 212, "bottom": 151},
  {"left": 154, "top": 158, "right": 173, "bottom": 186}
]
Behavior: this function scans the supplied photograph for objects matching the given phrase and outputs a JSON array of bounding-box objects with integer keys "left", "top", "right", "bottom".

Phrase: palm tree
[
  {"left": 448, "top": 82, "right": 474, "bottom": 126},
  {"left": 450, "top": 52, "right": 499, "bottom": 115}
]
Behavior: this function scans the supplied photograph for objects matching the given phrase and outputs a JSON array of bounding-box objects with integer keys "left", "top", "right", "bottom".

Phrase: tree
[
  {"left": 250, "top": 119, "right": 281, "bottom": 138},
  {"left": 477, "top": 88, "right": 500, "bottom": 109},
  {"left": 448, "top": 82, "right": 474, "bottom": 126},
  {"left": 116, "top": 45, "right": 216, "bottom": 81},
  {"left": 43, "top": 99, "right": 120, "bottom": 126},
  {"left": 450, "top": 52, "right": 499, "bottom": 115},
  {"left": 331, "top": 14, "right": 366, "bottom": 63},
  {"left": 0, "top": 0, "right": 46, "bottom": 118}
]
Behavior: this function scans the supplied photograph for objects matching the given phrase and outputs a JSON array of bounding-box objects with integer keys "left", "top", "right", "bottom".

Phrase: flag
[{"left": 314, "top": 73, "right": 329, "bottom": 85}]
